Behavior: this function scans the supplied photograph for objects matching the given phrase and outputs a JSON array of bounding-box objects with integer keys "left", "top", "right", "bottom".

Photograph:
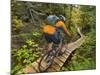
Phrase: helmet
[
  {"left": 58, "top": 15, "right": 66, "bottom": 22},
  {"left": 47, "top": 15, "right": 59, "bottom": 25}
]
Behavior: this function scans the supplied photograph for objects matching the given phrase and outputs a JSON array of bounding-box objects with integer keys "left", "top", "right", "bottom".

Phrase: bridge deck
[{"left": 17, "top": 36, "right": 85, "bottom": 74}]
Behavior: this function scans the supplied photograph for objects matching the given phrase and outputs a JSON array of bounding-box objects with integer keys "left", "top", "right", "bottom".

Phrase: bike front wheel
[{"left": 38, "top": 50, "right": 54, "bottom": 72}]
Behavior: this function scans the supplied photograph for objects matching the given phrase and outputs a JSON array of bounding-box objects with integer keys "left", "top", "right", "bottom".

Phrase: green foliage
[
  {"left": 12, "top": 16, "right": 23, "bottom": 34},
  {"left": 32, "top": 31, "right": 42, "bottom": 37},
  {"left": 26, "top": 39, "right": 39, "bottom": 47},
  {"left": 70, "top": 26, "right": 77, "bottom": 34},
  {"left": 11, "top": 39, "right": 42, "bottom": 75},
  {"left": 61, "top": 31, "right": 96, "bottom": 71},
  {"left": 80, "top": 6, "right": 96, "bottom": 32}
]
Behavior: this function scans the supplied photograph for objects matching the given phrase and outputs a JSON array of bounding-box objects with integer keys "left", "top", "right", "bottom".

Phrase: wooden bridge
[{"left": 17, "top": 35, "right": 85, "bottom": 74}]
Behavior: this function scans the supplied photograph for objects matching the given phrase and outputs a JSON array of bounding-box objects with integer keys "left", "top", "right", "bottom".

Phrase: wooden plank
[
  {"left": 62, "top": 53, "right": 68, "bottom": 58},
  {"left": 39, "top": 65, "right": 44, "bottom": 72},
  {"left": 38, "top": 59, "right": 51, "bottom": 72},
  {"left": 64, "top": 51, "right": 70, "bottom": 56},
  {"left": 47, "top": 62, "right": 61, "bottom": 71},
  {"left": 36, "top": 57, "right": 46, "bottom": 72},
  {"left": 36, "top": 57, "right": 42, "bottom": 63},
  {"left": 46, "top": 67, "right": 57, "bottom": 72},
  {"left": 40, "top": 60, "right": 48, "bottom": 68},
  {"left": 39, "top": 62, "right": 48, "bottom": 72},
  {"left": 66, "top": 48, "right": 72, "bottom": 52},
  {"left": 56, "top": 56, "right": 66, "bottom": 63},
  {"left": 54, "top": 58, "right": 64, "bottom": 67},
  {"left": 32, "top": 62, "right": 40, "bottom": 72},
  {"left": 23, "top": 65, "right": 37, "bottom": 73}
]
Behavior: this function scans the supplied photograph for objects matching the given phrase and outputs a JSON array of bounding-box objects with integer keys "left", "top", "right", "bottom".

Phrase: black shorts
[{"left": 44, "top": 32, "right": 65, "bottom": 44}]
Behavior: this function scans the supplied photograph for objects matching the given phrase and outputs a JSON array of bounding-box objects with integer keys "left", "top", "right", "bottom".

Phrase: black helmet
[{"left": 58, "top": 15, "right": 66, "bottom": 22}]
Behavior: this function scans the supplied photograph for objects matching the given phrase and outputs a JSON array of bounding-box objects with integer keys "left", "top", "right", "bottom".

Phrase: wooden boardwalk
[{"left": 17, "top": 36, "right": 85, "bottom": 74}]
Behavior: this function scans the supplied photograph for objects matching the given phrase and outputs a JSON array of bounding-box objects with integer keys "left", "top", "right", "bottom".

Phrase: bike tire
[{"left": 38, "top": 50, "right": 53, "bottom": 72}]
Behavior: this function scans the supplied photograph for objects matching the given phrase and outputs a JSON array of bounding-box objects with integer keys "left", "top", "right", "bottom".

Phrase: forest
[{"left": 11, "top": 0, "right": 96, "bottom": 75}]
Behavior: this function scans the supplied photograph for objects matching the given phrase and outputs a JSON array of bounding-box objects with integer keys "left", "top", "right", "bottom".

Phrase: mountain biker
[{"left": 43, "top": 15, "right": 71, "bottom": 55}]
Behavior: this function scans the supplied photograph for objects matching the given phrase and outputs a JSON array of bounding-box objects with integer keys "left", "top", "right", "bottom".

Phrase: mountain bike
[{"left": 38, "top": 37, "right": 65, "bottom": 72}]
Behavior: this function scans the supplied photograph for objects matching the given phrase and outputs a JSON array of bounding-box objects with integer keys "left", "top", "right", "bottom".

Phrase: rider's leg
[
  {"left": 44, "top": 33, "right": 54, "bottom": 52},
  {"left": 57, "top": 37, "right": 66, "bottom": 56},
  {"left": 57, "top": 44, "right": 65, "bottom": 56},
  {"left": 47, "top": 42, "right": 53, "bottom": 51},
  {"left": 60, "top": 44, "right": 65, "bottom": 51}
]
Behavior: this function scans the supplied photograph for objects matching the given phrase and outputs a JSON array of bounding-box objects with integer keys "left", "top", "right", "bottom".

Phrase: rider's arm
[
  {"left": 62, "top": 23, "right": 71, "bottom": 36},
  {"left": 56, "top": 21, "right": 71, "bottom": 36}
]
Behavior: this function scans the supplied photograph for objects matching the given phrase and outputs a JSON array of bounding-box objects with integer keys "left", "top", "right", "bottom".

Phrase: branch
[
  {"left": 29, "top": 8, "right": 36, "bottom": 25},
  {"left": 75, "top": 24, "right": 83, "bottom": 37},
  {"left": 31, "top": 9, "right": 46, "bottom": 16},
  {"left": 71, "top": 20, "right": 83, "bottom": 37},
  {"left": 26, "top": 2, "right": 46, "bottom": 16}
]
